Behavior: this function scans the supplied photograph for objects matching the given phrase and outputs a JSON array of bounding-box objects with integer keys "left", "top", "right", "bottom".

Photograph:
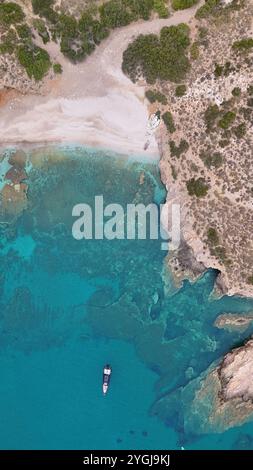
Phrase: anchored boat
[{"left": 103, "top": 364, "right": 112, "bottom": 395}]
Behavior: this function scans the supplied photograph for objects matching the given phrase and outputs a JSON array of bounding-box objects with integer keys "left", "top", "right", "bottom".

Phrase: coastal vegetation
[
  {"left": 195, "top": 0, "right": 220, "bottom": 19},
  {"left": 232, "top": 122, "right": 246, "bottom": 139},
  {"left": 200, "top": 150, "right": 222, "bottom": 169},
  {"left": 190, "top": 41, "right": 199, "bottom": 60},
  {"left": 145, "top": 89, "right": 167, "bottom": 104},
  {"left": 231, "top": 87, "right": 241, "bottom": 97},
  {"left": 204, "top": 104, "right": 220, "bottom": 132},
  {"left": 0, "top": 2, "right": 25, "bottom": 26},
  {"left": 17, "top": 44, "right": 51, "bottom": 80},
  {"left": 122, "top": 23, "right": 191, "bottom": 83},
  {"left": 172, "top": 0, "right": 198, "bottom": 10},
  {"left": 162, "top": 111, "right": 176, "bottom": 133},
  {"left": 232, "top": 38, "right": 253, "bottom": 51},
  {"left": 0, "top": 2, "right": 52, "bottom": 80},
  {"left": 175, "top": 84, "right": 186, "bottom": 96},
  {"left": 218, "top": 111, "right": 236, "bottom": 129},
  {"left": 33, "top": 19, "right": 50, "bottom": 44},
  {"left": 169, "top": 139, "right": 189, "bottom": 157},
  {"left": 207, "top": 227, "right": 219, "bottom": 246},
  {"left": 186, "top": 177, "right": 209, "bottom": 197},
  {"left": 53, "top": 63, "right": 63, "bottom": 74}
]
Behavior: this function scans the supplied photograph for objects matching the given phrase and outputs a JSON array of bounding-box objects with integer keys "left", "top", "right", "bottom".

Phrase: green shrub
[
  {"left": 145, "top": 89, "right": 167, "bottom": 104},
  {"left": 16, "top": 24, "right": 32, "bottom": 41},
  {"left": 204, "top": 104, "right": 220, "bottom": 131},
  {"left": 214, "top": 63, "right": 223, "bottom": 78},
  {"left": 247, "top": 85, "right": 253, "bottom": 95},
  {"left": 162, "top": 111, "right": 176, "bottom": 133},
  {"left": 154, "top": 0, "right": 169, "bottom": 18},
  {"left": 195, "top": 0, "right": 220, "bottom": 19},
  {"left": 171, "top": 165, "right": 177, "bottom": 180},
  {"left": 172, "top": 0, "right": 198, "bottom": 10},
  {"left": 200, "top": 151, "right": 222, "bottom": 168},
  {"left": 175, "top": 84, "right": 186, "bottom": 96},
  {"left": 219, "top": 139, "right": 230, "bottom": 148},
  {"left": 58, "top": 14, "right": 78, "bottom": 39},
  {"left": 218, "top": 111, "right": 236, "bottom": 129},
  {"left": 239, "top": 107, "right": 252, "bottom": 121},
  {"left": 186, "top": 177, "right": 209, "bottom": 197},
  {"left": 0, "top": 2, "right": 25, "bottom": 26},
  {"left": 210, "top": 245, "right": 227, "bottom": 263},
  {"left": 247, "top": 98, "right": 253, "bottom": 107},
  {"left": 99, "top": 0, "right": 133, "bottom": 28},
  {"left": 32, "top": 0, "right": 54, "bottom": 14},
  {"left": 232, "top": 123, "right": 246, "bottom": 138},
  {"left": 53, "top": 63, "right": 62, "bottom": 74},
  {"left": 247, "top": 275, "right": 253, "bottom": 285},
  {"left": 207, "top": 227, "right": 219, "bottom": 245},
  {"left": 169, "top": 139, "right": 189, "bottom": 157},
  {"left": 33, "top": 19, "right": 50, "bottom": 44},
  {"left": 232, "top": 38, "right": 253, "bottom": 51},
  {"left": 17, "top": 44, "right": 51, "bottom": 80},
  {"left": 122, "top": 23, "right": 191, "bottom": 84},
  {"left": 190, "top": 41, "right": 199, "bottom": 60},
  {"left": 232, "top": 86, "right": 241, "bottom": 97},
  {"left": 0, "top": 41, "right": 15, "bottom": 54}
]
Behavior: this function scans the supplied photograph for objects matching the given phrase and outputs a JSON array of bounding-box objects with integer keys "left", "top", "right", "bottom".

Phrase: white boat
[{"left": 103, "top": 364, "right": 112, "bottom": 395}]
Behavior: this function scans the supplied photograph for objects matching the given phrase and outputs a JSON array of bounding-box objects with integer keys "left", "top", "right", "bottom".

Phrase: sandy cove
[{"left": 0, "top": 5, "right": 201, "bottom": 157}]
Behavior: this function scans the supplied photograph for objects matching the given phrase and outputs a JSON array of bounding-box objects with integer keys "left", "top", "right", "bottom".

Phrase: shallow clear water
[{"left": 1, "top": 145, "right": 253, "bottom": 450}]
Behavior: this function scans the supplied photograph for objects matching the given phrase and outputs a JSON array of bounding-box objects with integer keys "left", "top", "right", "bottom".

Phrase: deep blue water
[{"left": 1, "top": 145, "right": 253, "bottom": 450}]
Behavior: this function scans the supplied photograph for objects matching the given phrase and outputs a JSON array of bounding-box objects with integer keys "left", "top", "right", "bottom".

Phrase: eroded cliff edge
[{"left": 155, "top": 1, "right": 253, "bottom": 297}]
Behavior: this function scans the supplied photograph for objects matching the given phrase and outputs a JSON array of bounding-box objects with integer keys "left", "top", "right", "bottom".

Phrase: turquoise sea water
[{"left": 1, "top": 145, "right": 253, "bottom": 450}]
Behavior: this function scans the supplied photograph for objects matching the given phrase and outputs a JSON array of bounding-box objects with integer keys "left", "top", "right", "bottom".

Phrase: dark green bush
[
  {"left": 186, "top": 178, "right": 209, "bottom": 197},
  {"left": 232, "top": 38, "right": 253, "bottom": 51},
  {"left": 17, "top": 44, "right": 51, "bottom": 80},
  {"left": 145, "top": 89, "right": 167, "bottom": 104},
  {"left": 248, "top": 275, "right": 253, "bottom": 285},
  {"left": 33, "top": 19, "right": 50, "bottom": 44},
  {"left": 204, "top": 104, "right": 220, "bottom": 131},
  {"left": 175, "top": 84, "right": 186, "bottom": 96},
  {"left": 172, "top": 0, "right": 198, "bottom": 10},
  {"left": 232, "top": 87, "right": 241, "bottom": 97},
  {"left": 195, "top": 0, "right": 220, "bottom": 19},
  {"left": 232, "top": 123, "right": 246, "bottom": 138},
  {"left": 0, "top": 41, "right": 15, "bottom": 54},
  {"left": 16, "top": 24, "right": 32, "bottom": 41},
  {"left": 99, "top": 0, "right": 133, "bottom": 28},
  {"left": 207, "top": 227, "right": 219, "bottom": 245},
  {"left": 122, "top": 23, "right": 191, "bottom": 84},
  {"left": 169, "top": 139, "right": 189, "bottom": 157},
  {"left": 214, "top": 63, "right": 223, "bottom": 78},
  {"left": 190, "top": 41, "right": 199, "bottom": 60},
  {"left": 247, "top": 85, "right": 253, "bottom": 95},
  {"left": 32, "top": 0, "right": 54, "bottom": 15},
  {"left": 53, "top": 63, "right": 62, "bottom": 73},
  {"left": 154, "top": 0, "right": 169, "bottom": 17},
  {"left": 162, "top": 111, "right": 176, "bottom": 133},
  {"left": 200, "top": 151, "right": 222, "bottom": 168},
  {"left": 218, "top": 111, "right": 236, "bottom": 129},
  {"left": 0, "top": 2, "right": 25, "bottom": 26}
]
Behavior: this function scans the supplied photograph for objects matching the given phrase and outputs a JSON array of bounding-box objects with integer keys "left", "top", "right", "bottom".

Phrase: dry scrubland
[{"left": 141, "top": 1, "right": 253, "bottom": 297}]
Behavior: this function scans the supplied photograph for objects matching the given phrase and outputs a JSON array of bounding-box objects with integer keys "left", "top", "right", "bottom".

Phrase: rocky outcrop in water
[{"left": 152, "top": 338, "right": 253, "bottom": 435}]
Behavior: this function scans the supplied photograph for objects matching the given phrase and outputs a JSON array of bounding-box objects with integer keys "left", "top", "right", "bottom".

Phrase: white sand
[{"left": 0, "top": 5, "right": 200, "bottom": 156}]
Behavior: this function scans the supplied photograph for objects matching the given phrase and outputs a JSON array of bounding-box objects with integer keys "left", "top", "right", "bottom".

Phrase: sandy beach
[{"left": 0, "top": 5, "right": 200, "bottom": 156}]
